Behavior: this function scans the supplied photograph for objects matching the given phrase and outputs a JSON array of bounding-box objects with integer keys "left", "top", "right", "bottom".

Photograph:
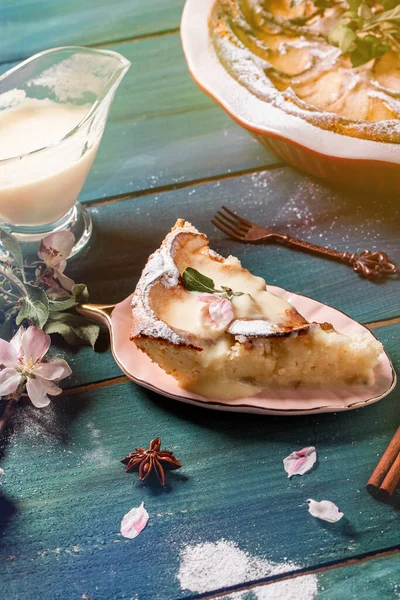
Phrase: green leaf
[
  {"left": 358, "top": 2, "right": 373, "bottom": 20},
  {"left": 382, "top": 0, "right": 399, "bottom": 10},
  {"left": 181, "top": 267, "right": 216, "bottom": 294},
  {"left": 347, "top": 0, "right": 363, "bottom": 12},
  {"left": 314, "top": 0, "right": 334, "bottom": 7},
  {"left": 0, "top": 229, "right": 24, "bottom": 275},
  {"left": 16, "top": 283, "right": 49, "bottom": 328},
  {"left": 48, "top": 295, "right": 77, "bottom": 312},
  {"left": 45, "top": 312, "right": 100, "bottom": 347},
  {"left": 370, "top": 4, "right": 400, "bottom": 25},
  {"left": 329, "top": 20, "right": 357, "bottom": 53},
  {"left": 350, "top": 35, "right": 389, "bottom": 67},
  {"left": 72, "top": 283, "right": 89, "bottom": 304}
]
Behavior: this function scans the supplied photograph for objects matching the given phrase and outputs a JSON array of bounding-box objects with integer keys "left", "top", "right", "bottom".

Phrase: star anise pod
[{"left": 121, "top": 437, "right": 182, "bottom": 486}]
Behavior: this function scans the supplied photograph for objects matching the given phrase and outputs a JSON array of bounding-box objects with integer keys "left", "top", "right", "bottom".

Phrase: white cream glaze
[{"left": 131, "top": 219, "right": 309, "bottom": 347}]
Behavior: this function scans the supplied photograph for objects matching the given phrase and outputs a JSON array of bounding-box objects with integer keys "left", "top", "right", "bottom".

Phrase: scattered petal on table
[
  {"left": 307, "top": 499, "right": 344, "bottom": 523},
  {"left": 283, "top": 446, "right": 317, "bottom": 478},
  {"left": 120, "top": 502, "right": 149, "bottom": 539}
]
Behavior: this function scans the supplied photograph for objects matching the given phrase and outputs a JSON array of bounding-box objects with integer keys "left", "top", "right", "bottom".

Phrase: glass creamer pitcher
[{"left": 0, "top": 46, "right": 130, "bottom": 256}]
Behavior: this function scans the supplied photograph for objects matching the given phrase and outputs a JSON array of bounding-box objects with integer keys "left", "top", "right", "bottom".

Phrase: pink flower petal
[
  {"left": 120, "top": 502, "right": 149, "bottom": 539},
  {"left": 35, "top": 359, "right": 72, "bottom": 381},
  {"left": 0, "top": 339, "right": 18, "bottom": 368},
  {"left": 54, "top": 258, "right": 67, "bottom": 272},
  {"left": 0, "top": 368, "right": 22, "bottom": 396},
  {"left": 26, "top": 377, "right": 50, "bottom": 408},
  {"left": 209, "top": 298, "right": 234, "bottom": 330},
  {"left": 283, "top": 446, "right": 317, "bottom": 478},
  {"left": 9, "top": 327, "right": 24, "bottom": 357},
  {"left": 37, "top": 378, "right": 62, "bottom": 396},
  {"left": 54, "top": 269, "right": 75, "bottom": 292},
  {"left": 38, "top": 231, "right": 75, "bottom": 269},
  {"left": 21, "top": 326, "right": 51, "bottom": 363},
  {"left": 307, "top": 499, "right": 344, "bottom": 523},
  {"left": 42, "top": 273, "right": 62, "bottom": 291},
  {"left": 197, "top": 293, "right": 217, "bottom": 304},
  {"left": 198, "top": 303, "right": 215, "bottom": 328}
]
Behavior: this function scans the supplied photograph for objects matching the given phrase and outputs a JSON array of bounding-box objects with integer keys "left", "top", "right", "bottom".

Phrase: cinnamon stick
[
  {"left": 367, "top": 426, "right": 400, "bottom": 499},
  {"left": 379, "top": 453, "right": 400, "bottom": 500}
]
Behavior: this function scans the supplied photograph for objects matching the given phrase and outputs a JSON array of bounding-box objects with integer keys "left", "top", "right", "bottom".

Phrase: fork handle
[{"left": 275, "top": 234, "right": 398, "bottom": 279}]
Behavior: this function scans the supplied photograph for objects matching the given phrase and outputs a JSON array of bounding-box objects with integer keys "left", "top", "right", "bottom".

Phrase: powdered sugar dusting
[
  {"left": 228, "top": 319, "right": 278, "bottom": 337},
  {"left": 81, "top": 422, "right": 112, "bottom": 467},
  {"left": 9, "top": 403, "right": 59, "bottom": 441},
  {"left": 178, "top": 540, "right": 318, "bottom": 599},
  {"left": 131, "top": 220, "right": 202, "bottom": 345},
  {"left": 224, "top": 575, "right": 319, "bottom": 599},
  {"left": 244, "top": 171, "right": 399, "bottom": 252}
]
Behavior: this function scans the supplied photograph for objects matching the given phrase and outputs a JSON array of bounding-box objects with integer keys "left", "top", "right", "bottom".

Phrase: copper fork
[{"left": 211, "top": 206, "right": 398, "bottom": 279}]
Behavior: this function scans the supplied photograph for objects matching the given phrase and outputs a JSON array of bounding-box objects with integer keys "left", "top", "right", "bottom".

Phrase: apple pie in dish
[
  {"left": 181, "top": 0, "right": 400, "bottom": 191},
  {"left": 210, "top": 0, "right": 400, "bottom": 143},
  {"left": 130, "top": 220, "right": 382, "bottom": 399}
]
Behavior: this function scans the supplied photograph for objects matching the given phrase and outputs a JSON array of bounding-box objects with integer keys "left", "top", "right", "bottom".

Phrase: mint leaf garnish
[
  {"left": 182, "top": 267, "right": 216, "bottom": 293},
  {"left": 329, "top": 20, "right": 357, "bottom": 54},
  {"left": 350, "top": 35, "right": 389, "bottom": 67},
  {"left": 294, "top": 0, "right": 400, "bottom": 66},
  {"left": 182, "top": 267, "right": 244, "bottom": 300}
]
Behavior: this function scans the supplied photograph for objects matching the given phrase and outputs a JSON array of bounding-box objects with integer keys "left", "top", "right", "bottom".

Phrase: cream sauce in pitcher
[{"left": 0, "top": 95, "right": 99, "bottom": 227}]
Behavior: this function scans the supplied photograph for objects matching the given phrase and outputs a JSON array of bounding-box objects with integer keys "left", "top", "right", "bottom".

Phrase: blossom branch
[{"left": 0, "top": 401, "right": 16, "bottom": 437}]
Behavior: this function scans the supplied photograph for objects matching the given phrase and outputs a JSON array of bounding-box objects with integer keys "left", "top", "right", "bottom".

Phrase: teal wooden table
[{"left": 1, "top": 3, "right": 400, "bottom": 599}]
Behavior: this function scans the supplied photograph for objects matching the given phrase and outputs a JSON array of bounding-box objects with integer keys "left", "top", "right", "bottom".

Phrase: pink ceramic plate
[{"left": 78, "top": 287, "right": 396, "bottom": 415}]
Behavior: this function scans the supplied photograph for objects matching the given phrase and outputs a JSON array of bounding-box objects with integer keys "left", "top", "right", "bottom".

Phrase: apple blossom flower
[
  {"left": 0, "top": 326, "right": 71, "bottom": 408},
  {"left": 38, "top": 231, "right": 75, "bottom": 292},
  {"left": 198, "top": 293, "right": 234, "bottom": 331}
]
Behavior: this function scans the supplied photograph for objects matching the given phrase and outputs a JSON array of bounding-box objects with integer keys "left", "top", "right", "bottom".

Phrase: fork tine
[
  {"left": 221, "top": 205, "right": 253, "bottom": 228},
  {"left": 215, "top": 210, "right": 250, "bottom": 233},
  {"left": 212, "top": 215, "right": 245, "bottom": 238},
  {"left": 211, "top": 218, "right": 245, "bottom": 241}
]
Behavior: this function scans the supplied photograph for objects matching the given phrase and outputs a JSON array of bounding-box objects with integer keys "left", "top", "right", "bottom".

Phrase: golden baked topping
[{"left": 210, "top": 0, "right": 400, "bottom": 142}]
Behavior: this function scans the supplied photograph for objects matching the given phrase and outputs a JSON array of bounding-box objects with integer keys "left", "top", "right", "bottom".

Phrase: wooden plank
[
  {"left": 0, "top": 36, "right": 277, "bottom": 197},
  {"left": 0, "top": 0, "right": 184, "bottom": 64},
  {"left": 229, "top": 552, "right": 400, "bottom": 600},
  {"left": 1, "top": 324, "right": 400, "bottom": 599}
]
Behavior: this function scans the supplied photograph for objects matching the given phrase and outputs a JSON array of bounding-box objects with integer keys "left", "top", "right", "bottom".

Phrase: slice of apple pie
[{"left": 130, "top": 219, "right": 382, "bottom": 399}]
